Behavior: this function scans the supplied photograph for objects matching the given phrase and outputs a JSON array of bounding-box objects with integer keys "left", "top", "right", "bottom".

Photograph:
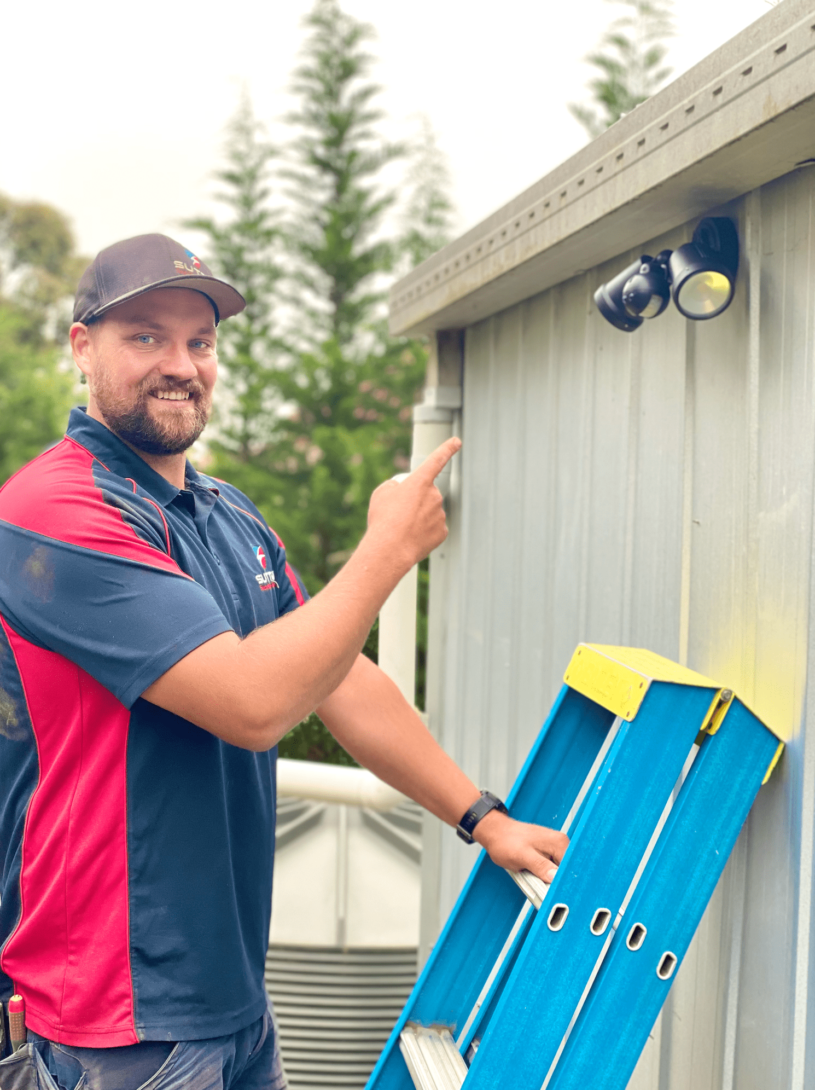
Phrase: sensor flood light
[{"left": 594, "top": 218, "right": 739, "bottom": 333}]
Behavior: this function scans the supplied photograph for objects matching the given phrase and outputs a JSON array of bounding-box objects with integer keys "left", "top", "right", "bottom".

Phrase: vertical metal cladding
[{"left": 426, "top": 167, "right": 815, "bottom": 1090}]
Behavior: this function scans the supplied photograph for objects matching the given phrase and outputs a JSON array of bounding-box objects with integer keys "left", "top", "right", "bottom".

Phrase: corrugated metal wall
[{"left": 428, "top": 166, "right": 815, "bottom": 1090}]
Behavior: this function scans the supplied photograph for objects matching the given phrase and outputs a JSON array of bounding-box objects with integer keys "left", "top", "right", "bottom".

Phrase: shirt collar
[{"left": 66, "top": 406, "right": 209, "bottom": 508}]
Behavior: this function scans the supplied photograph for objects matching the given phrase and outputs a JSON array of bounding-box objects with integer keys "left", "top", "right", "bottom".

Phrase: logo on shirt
[{"left": 253, "top": 545, "right": 278, "bottom": 590}]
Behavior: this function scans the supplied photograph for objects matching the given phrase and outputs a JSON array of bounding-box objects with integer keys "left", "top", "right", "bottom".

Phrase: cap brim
[{"left": 88, "top": 276, "right": 246, "bottom": 324}]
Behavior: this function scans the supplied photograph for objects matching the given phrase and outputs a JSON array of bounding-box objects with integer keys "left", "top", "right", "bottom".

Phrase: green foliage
[
  {"left": 0, "top": 194, "right": 82, "bottom": 484},
  {"left": 0, "top": 305, "right": 75, "bottom": 482},
  {"left": 278, "top": 711, "right": 360, "bottom": 765},
  {"left": 569, "top": 0, "right": 675, "bottom": 139},
  {"left": 0, "top": 197, "right": 88, "bottom": 340}
]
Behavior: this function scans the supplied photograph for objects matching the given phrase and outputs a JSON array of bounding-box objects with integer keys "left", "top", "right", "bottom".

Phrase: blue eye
[{"left": 137, "top": 334, "right": 154, "bottom": 344}]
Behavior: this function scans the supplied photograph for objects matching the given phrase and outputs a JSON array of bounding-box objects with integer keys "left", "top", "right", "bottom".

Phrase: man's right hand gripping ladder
[{"left": 366, "top": 644, "right": 784, "bottom": 1090}]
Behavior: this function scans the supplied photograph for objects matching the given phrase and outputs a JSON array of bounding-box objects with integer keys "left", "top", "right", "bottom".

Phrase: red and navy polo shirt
[{"left": 0, "top": 407, "right": 307, "bottom": 1047}]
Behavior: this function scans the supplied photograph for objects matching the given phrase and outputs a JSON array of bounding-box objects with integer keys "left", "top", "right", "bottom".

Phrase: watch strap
[{"left": 456, "top": 791, "right": 509, "bottom": 844}]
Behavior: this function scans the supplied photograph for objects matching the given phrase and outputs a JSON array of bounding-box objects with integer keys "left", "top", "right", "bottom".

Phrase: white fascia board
[{"left": 389, "top": 1, "right": 815, "bottom": 336}]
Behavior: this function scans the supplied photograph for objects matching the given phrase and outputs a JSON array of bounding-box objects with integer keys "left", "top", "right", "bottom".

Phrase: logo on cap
[{"left": 173, "top": 249, "right": 203, "bottom": 277}]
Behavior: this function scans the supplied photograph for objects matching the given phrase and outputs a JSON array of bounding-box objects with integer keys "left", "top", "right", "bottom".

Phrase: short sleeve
[{"left": 0, "top": 522, "right": 232, "bottom": 709}]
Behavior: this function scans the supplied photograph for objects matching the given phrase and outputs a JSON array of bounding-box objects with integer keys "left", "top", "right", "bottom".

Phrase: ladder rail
[
  {"left": 465, "top": 683, "right": 714, "bottom": 1090},
  {"left": 456, "top": 713, "right": 626, "bottom": 1053},
  {"left": 545, "top": 699, "right": 779, "bottom": 1090}
]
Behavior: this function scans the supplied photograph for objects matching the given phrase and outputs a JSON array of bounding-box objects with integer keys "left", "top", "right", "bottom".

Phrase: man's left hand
[{"left": 472, "top": 810, "right": 569, "bottom": 885}]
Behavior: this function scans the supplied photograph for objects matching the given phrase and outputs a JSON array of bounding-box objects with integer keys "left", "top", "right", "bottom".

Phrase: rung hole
[
  {"left": 775, "top": 43, "right": 787, "bottom": 55},
  {"left": 657, "top": 951, "right": 677, "bottom": 980},
  {"left": 548, "top": 903, "right": 569, "bottom": 931},
  {"left": 627, "top": 923, "right": 647, "bottom": 950},
  {"left": 591, "top": 908, "right": 611, "bottom": 935},
  {"left": 742, "top": 66, "right": 753, "bottom": 76}
]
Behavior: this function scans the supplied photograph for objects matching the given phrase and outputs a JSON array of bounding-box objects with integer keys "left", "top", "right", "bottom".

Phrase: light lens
[
  {"left": 676, "top": 270, "right": 732, "bottom": 318},
  {"left": 639, "top": 292, "right": 668, "bottom": 320},
  {"left": 622, "top": 269, "right": 670, "bottom": 319}
]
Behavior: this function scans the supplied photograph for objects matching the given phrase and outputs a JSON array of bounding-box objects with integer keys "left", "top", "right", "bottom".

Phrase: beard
[{"left": 91, "top": 369, "right": 212, "bottom": 456}]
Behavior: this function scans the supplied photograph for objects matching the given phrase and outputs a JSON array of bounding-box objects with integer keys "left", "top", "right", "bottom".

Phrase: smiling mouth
[{"left": 152, "top": 390, "right": 192, "bottom": 402}]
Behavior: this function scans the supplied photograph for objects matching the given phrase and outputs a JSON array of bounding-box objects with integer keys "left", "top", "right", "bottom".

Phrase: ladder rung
[
  {"left": 508, "top": 868, "right": 550, "bottom": 909},
  {"left": 399, "top": 1023, "right": 468, "bottom": 1090}
]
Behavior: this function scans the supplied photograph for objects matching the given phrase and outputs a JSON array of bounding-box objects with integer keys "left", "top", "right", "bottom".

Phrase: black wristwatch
[{"left": 456, "top": 791, "right": 509, "bottom": 844}]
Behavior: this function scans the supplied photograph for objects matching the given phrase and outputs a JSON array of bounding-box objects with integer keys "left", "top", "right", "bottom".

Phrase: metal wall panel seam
[
  {"left": 790, "top": 178, "right": 815, "bottom": 1090},
  {"left": 505, "top": 302, "right": 531, "bottom": 780},
  {"left": 496, "top": 308, "right": 526, "bottom": 796},
  {"left": 678, "top": 322, "right": 696, "bottom": 669},
  {"left": 543, "top": 288, "right": 564, "bottom": 709},
  {"left": 578, "top": 273, "right": 596, "bottom": 643},
  {"left": 727, "top": 182, "right": 786, "bottom": 1090},
  {"left": 481, "top": 313, "right": 499, "bottom": 793},
  {"left": 718, "top": 192, "right": 762, "bottom": 1090},
  {"left": 744, "top": 189, "right": 763, "bottom": 714},
  {"left": 621, "top": 331, "right": 642, "bottom": 648},
  {"left": 543, "top": 287, "right": 561, "bottom": 694}
]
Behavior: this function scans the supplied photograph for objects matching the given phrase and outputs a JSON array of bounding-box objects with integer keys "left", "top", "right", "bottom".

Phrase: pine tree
[
  {"left": 183, "top": 96, "right": 284, "bottom": 461},
  {"left": 234, "top": 0, "right": 427, "bottom": 594},
  {"left": 283, "top": 0, "right": 403, "bottom": 350},
  {"left": 397, "top": 115, "right": 456, "bottom": 274},
  {"left": 569, "top": 0, "right": 675, "bottom": 139},
  {"left": 189, "top": 1, "right": 456, "bottom": 760}
]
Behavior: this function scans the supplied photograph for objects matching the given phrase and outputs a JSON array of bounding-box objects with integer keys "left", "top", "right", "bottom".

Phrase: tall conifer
[
  {"left": 190, "top": 0, "right": 455, "bottom": 758},
  {"left": 569, "top": 0, "right": 675, "bottom": 139}
]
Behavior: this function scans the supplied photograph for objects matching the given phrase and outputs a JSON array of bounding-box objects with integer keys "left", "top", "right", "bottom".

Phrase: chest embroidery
[{"left": 252, "top": 545, "right": 280, "bottom": 591}]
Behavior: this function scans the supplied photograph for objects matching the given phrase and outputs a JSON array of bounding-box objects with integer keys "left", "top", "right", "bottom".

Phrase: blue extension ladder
[{"left": 366, "top": 644, "right": 784, "bottom": 1090}]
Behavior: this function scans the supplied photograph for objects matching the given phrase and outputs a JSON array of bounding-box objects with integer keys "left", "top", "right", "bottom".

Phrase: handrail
[{"left": 277, "top": 757, "right": 407, "bottom": 812}]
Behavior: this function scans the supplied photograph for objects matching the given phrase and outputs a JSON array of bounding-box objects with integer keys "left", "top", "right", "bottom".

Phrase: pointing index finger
[{"left": 412, "top": 437, "right": 462, "bottom": 484}]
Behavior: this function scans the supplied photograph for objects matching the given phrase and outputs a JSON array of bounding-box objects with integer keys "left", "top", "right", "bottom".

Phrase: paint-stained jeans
[{"left": 21, "top": 1005, "right": 287, "bottom": 1090}]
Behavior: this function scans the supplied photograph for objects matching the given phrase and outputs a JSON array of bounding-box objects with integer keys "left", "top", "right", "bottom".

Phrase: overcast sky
[{"left": 2, "top": 0, "right": 774, "bottom": 261}]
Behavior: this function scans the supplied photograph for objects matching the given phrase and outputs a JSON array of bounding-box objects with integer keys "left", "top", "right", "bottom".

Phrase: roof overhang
[{"left": 389, "top": 0, "right": 815, "bottom": 336}]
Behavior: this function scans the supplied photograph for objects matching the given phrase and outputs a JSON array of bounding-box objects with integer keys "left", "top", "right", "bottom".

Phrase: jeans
[{"left": 18, "top": 1005, "right": 287, "bottom": 1090}]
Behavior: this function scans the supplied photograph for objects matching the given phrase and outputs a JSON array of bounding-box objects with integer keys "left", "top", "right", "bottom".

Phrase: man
[{"left": 0, "top": 234, "right": 567, "bottom": 1089}]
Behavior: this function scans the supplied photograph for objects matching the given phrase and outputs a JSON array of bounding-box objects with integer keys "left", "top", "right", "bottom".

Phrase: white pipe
[
  {"left": 277, "top": 757, "right": 407, "bottom": 811},
  {"left": 378, "top": 565, "right": 418, "bottom": 704}
]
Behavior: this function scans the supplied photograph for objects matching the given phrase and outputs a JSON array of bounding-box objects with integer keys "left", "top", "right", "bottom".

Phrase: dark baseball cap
[{"left": 73, "top": 233, "right": 246, "bottom": 325}]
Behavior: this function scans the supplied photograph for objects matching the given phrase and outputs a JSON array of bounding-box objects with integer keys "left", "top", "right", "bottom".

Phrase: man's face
[{"left": 72, "top": 287, "right": 218, "bottom": 456}]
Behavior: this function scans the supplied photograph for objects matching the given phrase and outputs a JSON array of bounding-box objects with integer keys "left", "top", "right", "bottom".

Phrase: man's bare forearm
[
  {"left": 317, "top": 654, "right": 481, "bottom": 825},
  {"left": 318, "top": 655, "right": 570, "bottom": 884}
]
